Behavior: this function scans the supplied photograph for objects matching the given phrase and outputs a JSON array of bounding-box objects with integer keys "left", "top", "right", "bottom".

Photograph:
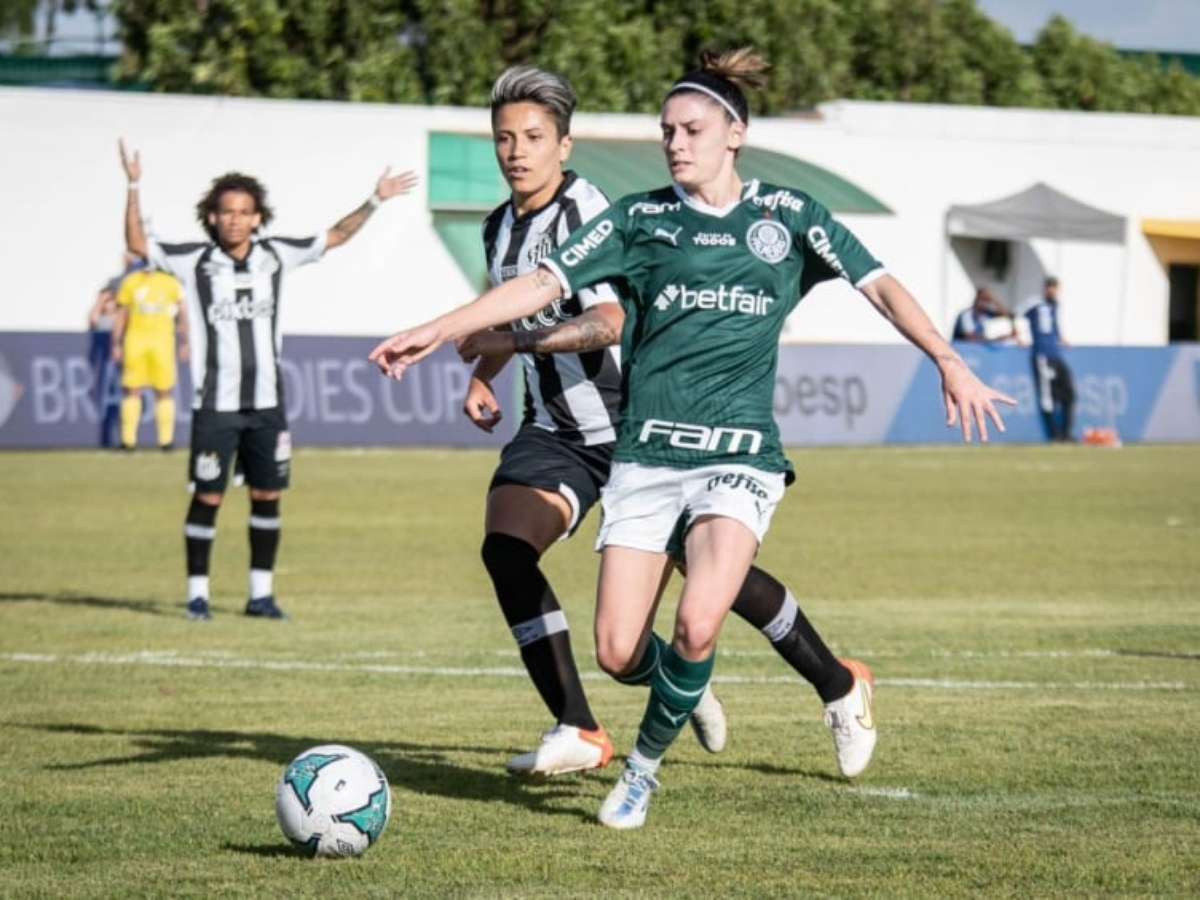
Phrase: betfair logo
[
  {"left": 559, "top": 220, "right": 615, "bottom": 267},
  {"left": 652, "top": 283, "right": 775, "bottom": 316},
  {"left": 639, "top": 419, "right": 763, "bottom": 455}
]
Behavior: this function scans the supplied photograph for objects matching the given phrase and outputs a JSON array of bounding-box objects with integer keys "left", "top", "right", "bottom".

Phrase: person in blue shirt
[
  {"left": 1024, "top": 276, "right": 1075, "bottom": 442},
  {"left": 952, "top": 287, "right": 1015, "bottom": 343}
]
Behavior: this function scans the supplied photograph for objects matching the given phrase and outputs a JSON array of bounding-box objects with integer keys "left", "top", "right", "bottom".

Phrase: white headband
[{"left": 669, "top": 81, "right": 743, "bottom": 124}]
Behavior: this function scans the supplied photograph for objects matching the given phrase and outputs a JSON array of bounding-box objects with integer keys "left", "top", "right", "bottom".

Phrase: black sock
[
  {"left": 481, "top": 533, "right": 598, "bottom": 731},
  {"left": 248, "top": 498, "right": 281, "bottom": 599},
  {"left": 731, "top": 566, "right": 853, "bottom": 703},
  {"left": 184, "top": 497, "right": 218, "bottom": 596}
]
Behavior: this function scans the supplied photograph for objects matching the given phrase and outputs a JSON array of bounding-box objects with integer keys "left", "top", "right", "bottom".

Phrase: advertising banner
[
  {"left": 1, "top": 333, "right": 1196, "bottom": 449},
  {"left": 0, "top": 333, "right": 515, "bottom": 449}
]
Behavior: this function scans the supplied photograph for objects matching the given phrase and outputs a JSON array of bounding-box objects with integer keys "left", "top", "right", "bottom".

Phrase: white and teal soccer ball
[{"left": 275, "top": 744, "right": 391, "bottom": 858}]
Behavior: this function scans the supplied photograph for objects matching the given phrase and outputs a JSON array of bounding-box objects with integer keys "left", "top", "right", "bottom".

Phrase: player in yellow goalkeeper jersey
[{"left": 112, "top": 262, "right": 189, "bottom": 450}]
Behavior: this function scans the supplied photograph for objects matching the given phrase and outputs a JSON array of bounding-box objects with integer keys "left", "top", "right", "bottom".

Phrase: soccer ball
[{"left": 275, "top": 744, "right": 391, "bottom": 858}]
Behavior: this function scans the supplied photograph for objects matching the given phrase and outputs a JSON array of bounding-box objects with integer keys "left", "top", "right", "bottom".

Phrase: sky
[
  {"left": 23, "top": 0, "right": 1200, "bottom": 56},
  {"left": 977, "top": 0, "right": 1200, "bottom": 53}
]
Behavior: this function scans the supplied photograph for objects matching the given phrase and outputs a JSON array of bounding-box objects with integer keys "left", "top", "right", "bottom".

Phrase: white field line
[
  {"left": 481, "top": 648, "right": 1148, "bottom": 661},
  {"left": 845, "top": 786, "right": 919, "bottom": 800},
  {"left": 0, "top": 651, "right": 1189, "bottom": 691},
  {"left": 838, "top": 787, "right": 1200, "bottom": 812}
]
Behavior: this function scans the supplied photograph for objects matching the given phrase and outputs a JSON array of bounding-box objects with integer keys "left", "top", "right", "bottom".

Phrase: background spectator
[{"left": 1024, "top": 276, "right": 1075, "bottom": 442}]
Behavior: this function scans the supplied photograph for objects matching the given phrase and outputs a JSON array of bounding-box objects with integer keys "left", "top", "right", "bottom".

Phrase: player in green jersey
[{"left": 372, "top": 48, "right": 1015, "bottom": 830}]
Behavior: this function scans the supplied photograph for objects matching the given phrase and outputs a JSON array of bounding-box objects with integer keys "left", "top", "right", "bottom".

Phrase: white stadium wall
[{"left": 2, "top": 87, "right": 1199, "bottom": 345}]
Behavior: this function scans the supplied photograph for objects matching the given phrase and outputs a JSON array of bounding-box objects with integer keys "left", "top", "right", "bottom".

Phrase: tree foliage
[{"left": 111, "top": 0, "right": 1200, "bottom": 116}]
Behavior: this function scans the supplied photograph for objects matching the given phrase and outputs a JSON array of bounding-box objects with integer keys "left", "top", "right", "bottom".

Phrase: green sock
[
  {"left": 614, "top": 632, "right": 668, "bottom": 686},
  {"left": 634, "top": 644, "right": 716, "bottom": 759}
]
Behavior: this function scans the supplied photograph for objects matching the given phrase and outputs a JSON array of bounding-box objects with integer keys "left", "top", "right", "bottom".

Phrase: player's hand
[
  {"left": 375, "top": 168, "right": 419, "bottom": 202},
  {"left": 368, "top": 322, "right": 445, "bottom": 380},
  {"left": 456, "top": 330, "right": 514, "bottom": 364},
  {"left": 118, "top": 138, "right": 142, "bottom": 182},
  {"left": 463, "top": 376, "right": 503, "bottom": 433},
  {"left": 940, "top": 357, "right": 1016, "bottom": 443},
  {"left": 179, "top": 343, "right": 190, "bottom": 363},
  {"left": 111, "top": 345, "right": 123, "bottom": 363}
]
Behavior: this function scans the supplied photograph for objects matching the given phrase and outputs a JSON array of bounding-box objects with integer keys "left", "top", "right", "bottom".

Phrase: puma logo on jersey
[{"left": 653, "top": 226, "right": 683, "bottom": 246}]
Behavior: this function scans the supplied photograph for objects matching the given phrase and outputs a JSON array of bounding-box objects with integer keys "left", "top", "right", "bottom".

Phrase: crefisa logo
[{"left": 0, "top": 352, "right": 24, "bottom": 429}]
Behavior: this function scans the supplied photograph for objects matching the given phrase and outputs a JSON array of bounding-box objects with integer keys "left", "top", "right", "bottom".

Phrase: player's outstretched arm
[
  {"left": 369, "top": 268, "right": 564, "bottom": 380},
  {"left": 119, "top": 138, "right": 148, "bottom": 258},
  {"left": 325, "top": 168, "right": 418, "bottom": 250},
  {"left": 457, "top": 303, "right": 624, "bottom": 362},
  {"left": 860, "top": 275, "right": 1016, "bottom": 443}
]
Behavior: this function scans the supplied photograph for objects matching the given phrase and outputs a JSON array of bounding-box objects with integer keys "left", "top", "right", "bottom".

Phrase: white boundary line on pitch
[{"left": 0, "top": 652, "right": 1189, "bottom": 691}]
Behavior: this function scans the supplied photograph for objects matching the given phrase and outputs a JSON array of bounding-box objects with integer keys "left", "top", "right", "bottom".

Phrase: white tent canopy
[
  {"left": 946, "top": 181, "right": 1126, "bottom": 244},
  {"left": 942, "top": 182, "right": 1131, "bottom": 342}
]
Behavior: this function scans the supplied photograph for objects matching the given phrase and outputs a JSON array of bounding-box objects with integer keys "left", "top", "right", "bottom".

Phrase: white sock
[
  {"left": 249, "top": 568, "right": 274, "bottom": 600},
  {"left": 187, "top": 575, "right": 209, "bottom": 601},
  {"left": 627, "top": 748, "right": 661, "bottom": 776}
]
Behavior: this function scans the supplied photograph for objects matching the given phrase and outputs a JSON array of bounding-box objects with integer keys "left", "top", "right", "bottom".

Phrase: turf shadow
[
  {"left": 23, "top": 723, "right": 598, "bottom": 821},
  {"left": 674, "top": 757, "right": 846, "bottom": 784},
  {"left": 222, "top": 842, "right": 313, "bottom": 859},
  {"left": 0, "top": 591, "right": 172, "bottom": 617}
]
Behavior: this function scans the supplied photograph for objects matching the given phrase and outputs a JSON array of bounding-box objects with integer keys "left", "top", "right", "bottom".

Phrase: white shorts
[{"left": 596, "top": 461, "right": 787, "bottom": 555}]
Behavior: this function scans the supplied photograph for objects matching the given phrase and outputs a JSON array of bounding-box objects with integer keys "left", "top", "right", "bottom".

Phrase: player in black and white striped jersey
[
  {"left": 481, "top": 170, "right": 622, "bottom": 447},
  {"left": 119, "top": 139, "right": 417, "bottom": 621},
  {"left": 456, "top": 67, "right": 625, "bottom": 776}
]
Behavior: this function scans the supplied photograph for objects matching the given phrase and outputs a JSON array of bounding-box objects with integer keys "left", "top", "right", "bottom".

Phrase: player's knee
[
  {"left": 595, "top": 633, "right": 641, "bottom": 678},
  {"left": 195, "top": 492, "right": 224, "bottom": 507},
  {"left": 673, "top": 615, "right": 720, "bottom": 659}
]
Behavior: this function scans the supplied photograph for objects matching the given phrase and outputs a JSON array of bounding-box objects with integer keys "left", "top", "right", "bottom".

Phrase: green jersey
[{"left": 541, "top": 179, "right": 885, "bottom": 474}]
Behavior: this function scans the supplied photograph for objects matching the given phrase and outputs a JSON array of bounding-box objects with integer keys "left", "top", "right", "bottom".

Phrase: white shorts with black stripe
[{"left": 596, "top": 461, "right": 787, "bottom": 556}]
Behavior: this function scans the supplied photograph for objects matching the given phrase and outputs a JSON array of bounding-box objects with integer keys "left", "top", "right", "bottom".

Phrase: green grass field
[{"left": 1, "top": 445, "right": 1198, "bottom": 898}]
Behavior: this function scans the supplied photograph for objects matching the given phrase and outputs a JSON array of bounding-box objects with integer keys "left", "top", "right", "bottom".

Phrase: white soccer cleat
[
  {"left": 598, "top": 764, "right": 660, "bottom": 830},
  {"left": 823, "top": 658, "right": 877, "bottom": 778},
  {"left": 505, "top": 724, "right": 613, "bottom": 777},
  {"left": 689, "top": 684, "right": 727, "bottom": 753}
]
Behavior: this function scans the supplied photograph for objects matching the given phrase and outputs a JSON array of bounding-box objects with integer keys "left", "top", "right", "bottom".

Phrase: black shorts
[
  {"left": 489, "top": 425, "right": 615, "bottom": 537},
  {"left": 189, "top": 407, "right": 292, "bottom": 493}
]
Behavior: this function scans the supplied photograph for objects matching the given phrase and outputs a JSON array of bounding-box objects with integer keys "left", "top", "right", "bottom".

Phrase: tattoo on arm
[
  {"left": 329, "top": 200, "right": 375, "bottom": 246},
  {"left": 532, "top": 268, "right": 558, "bottom": 292},
  {"left": 512, "top": 310, "right": 620, "bottom": 355}
]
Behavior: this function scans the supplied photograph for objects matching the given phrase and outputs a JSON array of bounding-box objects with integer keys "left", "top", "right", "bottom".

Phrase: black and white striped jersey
[
  {"left": 482, "top": 171, "right": 622, "bottom": 446},
  {"left": 148, "top": 233, "right": 326, "bottom": 412}
]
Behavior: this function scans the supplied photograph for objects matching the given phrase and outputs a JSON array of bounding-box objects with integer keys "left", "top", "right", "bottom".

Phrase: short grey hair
[{"left": 490, "top": 66, "right": 577, "bottom": 138}]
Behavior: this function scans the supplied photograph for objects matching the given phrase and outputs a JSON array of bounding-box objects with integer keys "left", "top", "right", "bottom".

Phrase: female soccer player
[
  {"left": 465, "top": 65, "right": 885, "bottom": 784},
  {"left": 372, "top": 49, "right": 1014, "bottom": 829}
]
